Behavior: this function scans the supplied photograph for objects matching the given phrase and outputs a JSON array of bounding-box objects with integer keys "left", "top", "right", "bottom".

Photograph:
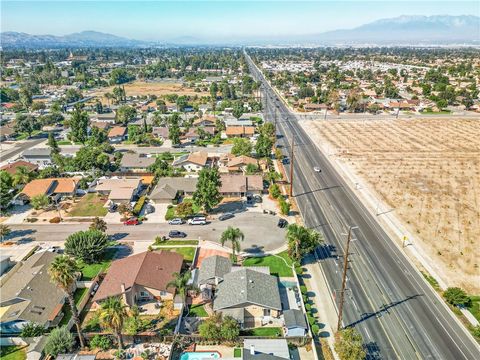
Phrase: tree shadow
[
  {"left": 110, "top": 232, "right": 128, "bottom": 241},
  {"left": 315, "top": 244, "right": 338, "bottom": 260},
  {"left": 364, "top": 341, "right": 382, "bottom": 360},
  {"left": 242, "top": 245, "right": 265, "bottom": 255},
  {"left": 7, "top": 229, "right": 36, "bottom": 240}
]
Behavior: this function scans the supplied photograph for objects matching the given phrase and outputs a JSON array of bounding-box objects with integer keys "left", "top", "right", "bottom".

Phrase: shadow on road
[
  {"left": 110, "top": 232, "right": 129, "bottom": 241},
  {"left": 243, "top": 245, "right": 265, "bottom": 255},
  {"left": 7, "top": 229, "right": 37, "bottom": 240},
  {"left": 364, "top": 341, "right": 382, "bottom": 360},
  {"left": 293, "top": 185, "right": 342, "bottom": 198}
]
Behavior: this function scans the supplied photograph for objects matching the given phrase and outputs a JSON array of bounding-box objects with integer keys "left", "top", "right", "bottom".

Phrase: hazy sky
[{"left": 2, "top": 1, "right": 479, "bottom": 41}]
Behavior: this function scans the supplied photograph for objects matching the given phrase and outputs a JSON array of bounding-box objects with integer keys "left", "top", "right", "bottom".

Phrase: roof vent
[{"left": 249, "top": 280, "right": 254, "bottom": 283}]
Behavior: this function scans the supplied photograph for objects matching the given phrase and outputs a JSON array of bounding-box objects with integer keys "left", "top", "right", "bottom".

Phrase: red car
[{"left": 123, "top": 217, "right": 139, "bottom": 226}]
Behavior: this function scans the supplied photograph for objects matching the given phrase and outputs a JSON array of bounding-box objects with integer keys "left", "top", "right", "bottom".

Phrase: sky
[{"left": 2, "top": 1, "right": 479, "bottom": 41}]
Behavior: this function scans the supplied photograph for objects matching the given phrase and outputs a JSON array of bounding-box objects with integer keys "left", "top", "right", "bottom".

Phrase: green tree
[
  {"left": 48, "top": 256, "right": 86, "bottom": 348},
  {"left": 193, "top": 167, "right": 222, "bottom": 213},
  {"left": 210, "top": 82, "right": 218, "bottom": 99},
  {"left": 0, "top": 171, "right": 14, "bottom": 212},
  {"left": 279, "top": 197, "right": 291, "bottom": 215},
  {"left": 168, "top": 113, "right": 181, "bottom": 145},
  {"left": 15, "top": 114, "right": 40, "bottom": 137},
  {"left": 20, "top": 322, "right": 46, "bottom": 337},
  {"left": 89, "top": 334, "right": 113, "bottom": 351},
  {"left": 30, "top": 194, "right": 50, "bottom": 210},
  {"left": 286, "top": 224, "right": 322, "bottom": 261},
  {"left": 64, "top": 230, "right": 109, "bottom": 264},
  {"left": 110, "top": 68, "right": 133, "bottom": 85},
  {"left": 48, "top": 132, "right": 60, "bottom": 154},
  {"left": 13, "top": 166, "right": 35, "bottom": 186},
  {"left": 198, "top": 314, "right": 222, "bottom": 340},
  {"left": 69, "top": 106, "right": 89, "bottom": 143},
  {"left": 335, "top": 328, "right": 366, "bottom": 360},
  {"left": 220, "top": 316, "right": 240, "bottom": 341},
  {"left": 166, "top": 271, "right": 196, "bottom": 300},
  {"left": 269, "top": 183, "right": 281, "bottom": 199},
  {"left": 0, "top": 224, "right": 11, "bottom": 242},
  {"left": 231, "top": 137, "right": 253, "bottom": 156},
  {"left": 116, "top": 105, "right": 137, "bottom": 125},
  {"left": 220, "top": 226, "right": 244, "bottom": 263},
  {"left": 255, "top": 134, "right": 274, "bottom": 158},
  {"left": 64, "top": 88, "right": 83, "bottom": 103},
  {"left": 19, "top": 87, "right": 33, "bottom": 110},
  {"left": 443, "top": 287, "right": 470, "bottom": 307},
  {"left": 98, "top": 296, "right": 128, "bottom": 351},
  {"left": 44, "top": 326, "right": 75, "bottom": 357},
  {"left": 90, "top": 217, "right": 107, "bottom": 232},
  {"left": 176, "top": 202, "right": 194, "bottom": 218},
  {"left": 88, "top": 127, "right": 108, "bottom": 146},
  {"left": 232, "top": 102, "right": 244, "bottom": 119}
]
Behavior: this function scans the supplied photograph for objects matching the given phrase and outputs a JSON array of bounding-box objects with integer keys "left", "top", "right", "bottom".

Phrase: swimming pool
[{"left": 180, "top": 351, "right": 221, "bottom": 360}]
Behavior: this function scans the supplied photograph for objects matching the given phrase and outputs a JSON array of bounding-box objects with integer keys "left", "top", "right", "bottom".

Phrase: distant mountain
[
  {"left": 0, "top": 30, "right": 143, "bottom": 48},
  {"left": 302, "top": 15, "right": 480, "bottom": 45}
]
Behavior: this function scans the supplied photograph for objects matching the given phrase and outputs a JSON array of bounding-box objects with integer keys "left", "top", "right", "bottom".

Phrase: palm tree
[
  {"left": 0, "top": 224, "right": 11, "bottom": 243},
  {"left": 166, "top": 271, "right": 196, "bottom": 300},
  {"left": 48, "top": 255, "right": 86, "bottom": 348},
  {"left": 220, "top": 226, "right": 244, "bottom": 263},
  {"left": 286, "top": 224, "right": 308, "bottom": 262},
  {"left": 98, "top": 296, "right": 128, "bottom": 351},
  {"left": 13, "top": 166, "right": 32, "bottom": 186},
  {"left": 89, "top": 217, "right": 107, "bottom": 232}
]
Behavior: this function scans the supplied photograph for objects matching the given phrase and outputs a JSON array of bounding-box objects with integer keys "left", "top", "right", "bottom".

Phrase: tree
[
  {"left": 116, "top": 105, "right": 137, "bottom": 125},
  {"left": 220, "top": 316, "right": 240, "bottom": 341},
  {"left": 48, "top": 256, "right": 86, "bottom": 348},
  {"left": 193, "top": 167, "right": 222, "bottom": 213},
  {"left": 0, "top": 224, "right": 11, "bottom": 243},
  {"left": 443, "top": 287, "right": 470, "bottom": 307},
  {"left": 69, "top": 106, "right": 89, "bottom": 143},
  {"left": 334, "top": 327, "right": 366, "bottom": 360},
  {"left": 198, "top": 314, "right": 239, "bottom": 341},
  {"left": 98, "top": 296, "right": 128, "bottom": 351},
  {"left": 279, "top": 197, "right": 291, "bottom": 215},
  {"left": 65, "top": 230, "right": 109, "bottom": 264},
  {"left": 110, "top": 68, "right": 133, "bottom": 85},
  {"left": 166, "top": 271, "right": 196, "bottom": 299},
  {"left": 210, "top": 82, "right": 218, "bottom": 99},
  {"left": 168, "top": 113, "right": 181, "bottom": 145},
  {"left": 15, "top": 114, "right": 40, "bottom": 137},
  {"left": 346, "top": 90, "right": 361, "bottom": 112},
  {"left": 265, "top": 171, "right": 281, "bottom": 184},
  {"left": 30, "top": 194, "right": 50, "bottom": 210},
  {"left": 0, "top": 171, "right": 14, "bottom": 212},
  {"left": 20, "top": 322, "right": 46, "bottom": 337},
  {"left": 255, "top": 134, "right": 274, "bottom": 158},
  {"left": 19, "top": 87, "right": 33, "bottom": 110},
  {"left": 13, "top": 166, "right": 35, "bottom": 186},
  {"left": 231, "top": 137, "right": 253, "bottom": 156},
  {"left": 286, "top": 224, "right": 322, "bottom": 261},
  {"left": 90, "top": 217, "right": 107, "bottom": 232},
  {"left": 220, "top": 226, "right": 244, "bottom": 262},
  {"left": 44, "top": 326, "right": 75, "bottom": 357},
  {"left": 269, "top": 183, "right": 281, "bottom": 199},
  {"left": 176, "top": 201, "right": 194, "bottom": 218},
  {"left": 48, "top": 132, "right": 60, "bottom": 154},
  {"left": 232, "top": 102, "right": 244, "bottom": 119}
]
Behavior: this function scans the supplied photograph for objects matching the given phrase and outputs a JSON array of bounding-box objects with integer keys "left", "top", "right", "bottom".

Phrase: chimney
[{"left": 250, "top": 345, "right": 255, "bottom": 355}]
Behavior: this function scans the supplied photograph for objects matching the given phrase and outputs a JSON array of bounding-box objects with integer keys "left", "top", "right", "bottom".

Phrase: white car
[
  {"left": 188, "top": 217, "right": 207, "bottom": 225},
  {"left": 168, "top": 218, "right": 184, "bottom": 225},
  {"left": 314, "top": 166, "right": 321, "bottom": 172}
]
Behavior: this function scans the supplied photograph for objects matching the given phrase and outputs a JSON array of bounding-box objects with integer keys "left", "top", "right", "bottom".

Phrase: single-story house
[
  {"left": 0, "top": 160, "right": 38, "bottom": 175},
  {"left": 119, "top": 152, "right": 156, "bottom": 172},
  {"left": 243, "top": 339, "right": 290, "bottom": 360},
  {"left": 90, "top": 121, "right": 111, "bottom": 131},
  {"left": 92, "top": 251, "right": 184, "bottom": 309},
  {"left": 152, "top": 127, "right": 169, "bottom": 140},
  {"left": 283, "top": 309, "right": 308, "bottom": 337},
  {"left": 220, "top": 174, "right": 263, "bottom": 197},
  {"left": 193, "top": 117, "right": 216, "bottom": 127},
  {"left": 149, "top": 177, "right": 198, "bottom": 204},
  {"left": 94, "top": 177, "right": 142, "bottom": 204},
  {"left": 22, "top": 148, "right": 53, "bottom": 169},
  {"left": 0, "top": 251, "right": 67, "bottom": 334},
  {"left": 198, "top": 255, "right": 232, "bottom": 286},
  {"left": 225, "top": 126, "right": 255, "bottom": 138},
  {"left": 107, "top": 126, "right": 127, "bottom": 143},
  {"left": 226, "top": 155, "right": 258, "bottom": 173},
  {"left": 14, "top": 177, "right": 79, "bottom": 205},
  {"left": 0, "top": 123, "right": 16, "bottom": 141},
  {"left": 93, "top": 112, "right": 116, "bottom": 123},
  {"left": 224, "top": 117, "right": 253, "bottom": 127},
  {"left": 172, "top": 151, "right": 209, "bottom": 172},
  {"left": 303, "top": 103, "right": 328, "bottom": 112}
]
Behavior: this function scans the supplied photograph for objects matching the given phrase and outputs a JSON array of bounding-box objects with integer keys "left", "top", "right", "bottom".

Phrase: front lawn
[
  {"left": 155, "top": 239, "right": 199, "bottom": 246},
  {"left": 241, "top": 327, "right": 282, "bottom": 337},
  {"left": 243, "top": 251, "right": 293, "bottom": 277},
  {"left": 188, "top": 304, "right": 208, "bottom": 317},
  {"left": 79, "top": 248, "right": 118, "bottom": 280},
  {"left": 68, "top": 193, "right": 108, "bottom": 217},
  {"left": 59, "top": 287, "right": 89, "bottom": 326},
  {"left": 165, "top": 198, "right": 202, "bottom": 220},
  {"left": 160, "top": 247, "right": 196, "bottom": 262},
  {"left": 0, "top": 346, "right": 26, "bottom": 360}
]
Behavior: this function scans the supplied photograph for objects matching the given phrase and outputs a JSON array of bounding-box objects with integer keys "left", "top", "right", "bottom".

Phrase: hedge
[{"left": 133, "top": 196, "right": 147, "bottom": 216}]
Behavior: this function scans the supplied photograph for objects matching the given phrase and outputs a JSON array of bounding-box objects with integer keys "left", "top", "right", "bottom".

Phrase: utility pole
[
  {"left": 289, "top": 136, "right": 295, "bottom": 197},
  {"left": 337, "top": 225, "right": 358, "bottom": 331}
]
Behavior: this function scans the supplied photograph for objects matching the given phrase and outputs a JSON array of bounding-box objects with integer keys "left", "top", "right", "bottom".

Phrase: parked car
[
  {"left": 314, "top": 166, "right": 321, "bottom": 172},
  {"left": 108, "top": 203, "right": 118, "bottom": 213},
  {"left": 188, "top": 217, "right": 207, "bottom": 225},
  {"left": 145, "top": 204, "right": 155, "bottom": 214},
  {"left": 124, "top": 217, "right": 139, "bottom": 226},
  {"left": 219, "top": 213, "right": 234, "bottom": 221},
  {"left": 253, "top": 195, "right": 263, "bottom": 203},
  {"left": 277, "top": 218, "right": 288, "bottom": 228},
  {"left": 168, "top": 230, "right": 187, "bottom": 238},
  {"left": 168, "top": 218, "right": 184, "bottom": 225}
]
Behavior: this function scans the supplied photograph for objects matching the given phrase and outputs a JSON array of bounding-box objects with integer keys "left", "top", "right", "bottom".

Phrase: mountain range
[{"left": 1, "top": 15, "right": 478, "bottom": 48}]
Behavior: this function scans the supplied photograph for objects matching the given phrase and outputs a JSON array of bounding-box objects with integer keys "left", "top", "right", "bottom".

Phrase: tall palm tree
[
  {"left": 98, "top": 296, "right": 128, "bottom": 351},
  {"left": 286, "top": 224, "right": 308, "bottom": 262},
  {"left": 220, "top": 226, "right": 244, "bottom": 263},
  {"left": 48, "top": 255, "right": 86, "bottom": 348},
  {"left": 166, "top": 271, "right": 196, "bottom": 300}
]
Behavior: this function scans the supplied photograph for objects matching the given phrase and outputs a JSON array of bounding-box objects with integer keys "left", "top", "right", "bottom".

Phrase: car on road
[
  {"left": 124, "top": 217, "right": 139, "bottom": 226},
  {"left": 277, "top": 218, "right": 288, "bottom": 228},
  {"left": 168, "top": 230, "right": 187, "bottom": 238},
  {"left": 219, "top": 212, "right": 234, "bottom": 221},
  {"left": 188, "top": 217, "right": 207, "bottom": 225},
  {"left": 282, "top": 158, "right": 290, "bottom": 165},
  {"left": 313, "top": 166, "right": 321, "bottom": 172},
  {"left": 168, "top": 218, "right": 184, "bottom": 225}
]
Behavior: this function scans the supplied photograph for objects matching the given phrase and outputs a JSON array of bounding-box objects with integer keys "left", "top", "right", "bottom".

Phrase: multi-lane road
[{"left": 245, "top": 51, "right": 480, "bottom": 359}]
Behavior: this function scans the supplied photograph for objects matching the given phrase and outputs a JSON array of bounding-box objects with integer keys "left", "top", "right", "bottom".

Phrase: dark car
[
  {"left": 277, "top": 219, "right": 288, "bottom": 228},
  {"left": 108, "top": 203, "right": 118, "bottom": 213},
  {"left": 124, "top": 217, "right": 139, "bottom": 226},
  {"left": 219, "top": 213, "right": 234, "bottom": 221},
  {"left": 168, "top": 230, "right": 187, "bottom": 238}
]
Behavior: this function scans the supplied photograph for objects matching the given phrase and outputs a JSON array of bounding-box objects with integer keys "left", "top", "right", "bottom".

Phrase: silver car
[{"left": 168, "top": 218, "right": 184, "bottom": 225}]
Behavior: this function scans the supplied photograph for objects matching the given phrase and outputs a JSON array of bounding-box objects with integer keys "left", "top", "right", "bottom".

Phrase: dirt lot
[
  {"left": 302, "top": 117, "right": 480, "bottom": 293},
  {"left": 91, "top": 80, "right": 210, "bottom": 100}
]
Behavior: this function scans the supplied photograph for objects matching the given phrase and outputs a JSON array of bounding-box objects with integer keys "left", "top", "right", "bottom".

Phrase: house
[
  {"left": 0, "top": 122, "right": 16, "bottom": 141},
  {"left": 225, "top": 155, "right": 258, "bottom": 173},
  {"left": 90, "top": 121, "right": 111, "bottom": 131},
  {"left": 93, "top": 178, "right": 142, "bottom": 204},
  {"left": 182, "top": 128, "right": 200, "bottom": 143},
  {"left": 0, "top": 160, "right": 38, "bottom": 175},
  {"left": 224, "top": 117, "right": 253, "bottom": 127},
  {"left": 14, "top": 178, "right": 79, "bottom": 205},
  {"left": 149, "top": 177, "right": 198, "bottom": 204},
  {"left": 225, "top": 126, "right": 255, "bottom": 138},
  {"left": 92, "top": 251, "right": 184, "bottom": 309},
  {"left": 93, "top": 112, "right": 116, "bottom": 123},
  {"left": 198, "top": 255, "right": 232, "bottom": 286},
  {"left": 0, "top": 251, "right": 67, "bottom": 334},
  {"left": 243, "top": 339, "right": 290, "bottom": 360},
  {"left": 193, "top": 117, "right": 216, "bottom": 127},
  {"left": 283, "top": 309, "right": 308, "bottom": 337},
  {"left": 213, "top": 268, "right": 282, "bottom": 327},
  {"left": 22, "top": 148, "right": 52, "bottom": 169},
  {"left": 172, "top": 151, "right": 209, "bottom": 172},
  {"left": 107, "top": 126, "right": 127, "bottom": 143},
  {"left": 220, "top": 174, "right": 263, "bottom": 197},
  {"left": 119, "top": 152, "right": 156, "bottom": 172},
  {"left": 152, "top": 127, "right": 169, "bottom": 140}
]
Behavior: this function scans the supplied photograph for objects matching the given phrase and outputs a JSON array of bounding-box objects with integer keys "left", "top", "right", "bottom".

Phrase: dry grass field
[
  {"left": 303, "top": 118, "right": 480, "bottom": 293},
  {"left": 91, "top": 80, "right": 210, "bottom": 100}
]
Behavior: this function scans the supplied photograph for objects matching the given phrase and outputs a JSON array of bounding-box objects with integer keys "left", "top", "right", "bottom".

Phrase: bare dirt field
[
  {"left": 302, "top": 117, "right": 480, "bottom": 293},
  {"left": 91, "top": 80, "right": 210, "bottom": 100}
]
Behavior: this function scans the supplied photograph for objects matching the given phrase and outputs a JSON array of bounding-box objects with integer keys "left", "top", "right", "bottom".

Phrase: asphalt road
[
  {"left": 245, "top": 51, "right": 480, "bottom": 360},
  {"left": 0, "top": 137, "right": 46, "bottom": 165},
  {"left": 6, "top": 212, "right": 286, "bottom": 253}
]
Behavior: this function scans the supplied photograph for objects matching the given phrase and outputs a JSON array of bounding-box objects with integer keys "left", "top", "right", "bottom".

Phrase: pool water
[{"left": 180, "top": 352, "right": 221, "bottom": 360}]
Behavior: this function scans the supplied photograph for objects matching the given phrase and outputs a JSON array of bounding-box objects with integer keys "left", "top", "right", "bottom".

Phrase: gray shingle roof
[
  {"left": 150, "top": 177, "right": 198, "bottom": 200},
  {"left": 198, "top": 255, "right": 232, "bottom": 284},
  {"left": 150, "top": 183, "right": 178, "bottom": 201},
  {"left": 213, "top": 268, "right": 281, "bottom": 311},
  {"left": 120, "top": 153, "right": 156, "bottom": 169},
  {"left": 243, "top": 339, "right": 290, "bottom": 360},
  {"left": 283, "top": 309, "right": 308, "bottom": 329}
]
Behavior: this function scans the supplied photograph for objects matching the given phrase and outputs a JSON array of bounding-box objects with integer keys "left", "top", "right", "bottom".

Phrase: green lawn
[
  {"left": 165, "top": 198, "right": 202, "bottom": 220},
  {"left": 0, "top": 346, "right": 26, "bottom": 360},
  {"left": 79, "top": 248, "right": 118, "bottom": 280},
  {"left": 243, "top": 251, "right": 293, "bottom": 277},
  {"left": 188, "top": 304, "right": 208, "bottom": 317},
  {"left": 241, "top": 327, "right": 282, "bottom": 337},
  {"left": 160, "top": 247, "right": 196, "bottom": 262},
  {"left": 468, "top": 296, "right": 480, "bottom": 322},
  {"left": 68, "top": 193, "right": 108, "bottom": 217},
  {"left": 155, "top": 239, "right": 199, "bottom": 246},
  {"left": 59, "top": 287, "right": 89, "bottom": 326},
  {"left": 234, "top": 348, "right": 242, "bottom": 358}
]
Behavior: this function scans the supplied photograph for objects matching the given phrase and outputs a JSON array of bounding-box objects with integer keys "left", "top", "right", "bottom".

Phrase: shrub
[
  {"left": 20, "top": 322, "right": 46, "bottom": 337},
  {"left": 307, "top": 314, "right": 316, "bottom": 326},
  {"left": 279, "top": 197, "right": 290, "bottom": 215},
  {"left": 443, "top": 287, "right": 471, "bottom": 307},
  {"left": 65, "top": 230, "right": 109, "bottom": 263},
  {"left": 472, "top": 325, "right": 480, "bottom": 338},
  {"left": 311, "top": 324, "right": 320, "bottom": 335},
  {"left": 300, "top": 285, "right": 308, "bottom": 295},
  {"left": 305, "top": 304, "right": 312, "bottom": 311},
  {"left": 132, "top": 196, "right": 147, "bottom": 216},
  {"left": 49, "top": 217, "right": 61, "bottom": 223},
  {"left": 90, "top": 334, "right": 113, "bottom": 351},
  {"left": 31, "top": 194, "right": 50, "bottom": 210},
  {"left": 176, "top": 201, "right": 194, "bottom": 218},
  {"left": 269, "top": 183, "right": 281, "bottom": 199},
  {"left": 295, "top": 265, "right": 303, "bottom": 275},
  {"left": 44, "top": 326, "right": 74, "bottom": 357}
]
